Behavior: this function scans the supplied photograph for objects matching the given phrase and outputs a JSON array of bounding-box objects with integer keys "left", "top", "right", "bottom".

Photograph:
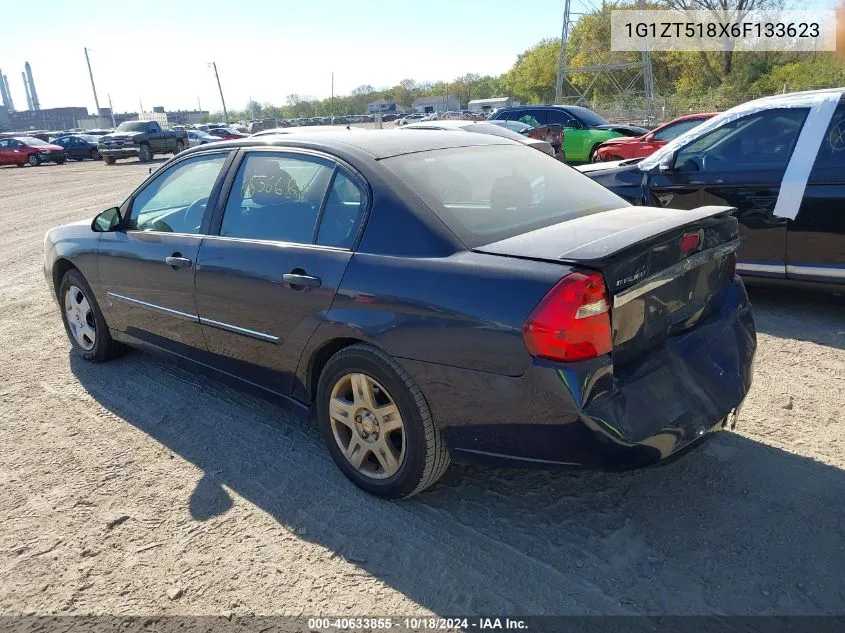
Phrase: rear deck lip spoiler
[{"left": 611, "top": 238, "right": 742, "bottom": 310}]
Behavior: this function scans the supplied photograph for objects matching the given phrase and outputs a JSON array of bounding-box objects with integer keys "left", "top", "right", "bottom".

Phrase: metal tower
[
  {"left": 24, "top": 62, "right": 39, "bottom": 110},
  {"left": 22, "top": 72, "right": 33, "bottom": 110},
  {"left": 554, "top": 0, "right": 656, "bottom": 123},
  {"left": 0, "top": 70, "right": 13, "bottom": 111}
]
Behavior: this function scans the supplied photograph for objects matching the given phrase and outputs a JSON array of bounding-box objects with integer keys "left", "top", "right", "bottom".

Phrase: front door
[
  {"left": 0, "top": 139, "right": 13, "bottom": 165},
  {"left": 644, "top": 107, "right": 809, "bottom": 278},
  {"left": 97, "top": 151, "right": 231, "bottom": 353},
  {"left": 787, "top": 98, "right": 845, "bottom": 285},
  {"left": 194, "top": 150, "right": 368, "bottom": 394}
]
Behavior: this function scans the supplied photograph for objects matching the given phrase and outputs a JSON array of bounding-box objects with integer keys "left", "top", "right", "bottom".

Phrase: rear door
[
  {"left": 194, "top": 149, "right": 368, "bottom": 394},
  {"left": 644, "top": 107, "right": 809, "bottom": 278},
  {"left": 786, "top": 99, "right": 845, "bottom": 285},
  {"left": 148, "top": 122, "right": 167, "bottom": 153},
  {"left": 97, "top": 150, "right": 233, "bottom": 353}
]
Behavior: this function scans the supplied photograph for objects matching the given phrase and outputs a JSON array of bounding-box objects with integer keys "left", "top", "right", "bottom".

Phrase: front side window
[
  {"left": 675, "top": 108, "right": 808, "bottom": 173},
  {"left": 383, "top": 144, "right": 627, "bottom": 248},
  {"left": 128, "top": 153, "right": 228, "bottom": 234},
  {"left": 653, "top": 118, "right": 707, "bottom": 142},
  {"left": 219, "top": 152, "right": 334, "bottom": 244}
]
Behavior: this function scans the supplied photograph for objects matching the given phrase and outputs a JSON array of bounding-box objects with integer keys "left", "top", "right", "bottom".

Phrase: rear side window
[
  {"left": 316, "top": 171, "right": 367, "bottom": 248},
  {"left": 383, "top": 144, "right": 627, "bottom": 248},
  {"left": 220, "top": 152, "right": 334, "bottom": 244}
]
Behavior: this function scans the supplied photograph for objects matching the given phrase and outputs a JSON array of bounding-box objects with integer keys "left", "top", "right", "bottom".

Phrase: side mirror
[
  {"left": 92, "top": 207, "right": 121, "bottom": 232},
  {"left": 564, "top": 119, "right": 579, "bottom": 129},
  {"left": 658, "top": 149, "right": 678, "bottom": 174}
]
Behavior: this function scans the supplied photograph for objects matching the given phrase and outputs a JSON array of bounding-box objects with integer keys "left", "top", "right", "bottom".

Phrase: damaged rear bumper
[{"left": 401, "top": 279, "right": 756, "bottom": 470}]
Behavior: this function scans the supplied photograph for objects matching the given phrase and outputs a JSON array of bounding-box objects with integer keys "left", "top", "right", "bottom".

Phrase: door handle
[
  {"left": 165, "top": 255, "right": 193, "bottom": 269},
  {"left": 283, "top": 273, "right": 321, "bottom": 289}
]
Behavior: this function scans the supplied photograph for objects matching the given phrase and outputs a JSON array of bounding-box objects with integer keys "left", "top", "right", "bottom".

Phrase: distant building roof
[
  {"left": 468, "top": 97, "right": 514, "bottom": 105},
  {"left": 412, "top": 95, "right": 457, "bottom": 106},
  {"left": 367, "top": 98, "right": 396, "bottom": 106}
]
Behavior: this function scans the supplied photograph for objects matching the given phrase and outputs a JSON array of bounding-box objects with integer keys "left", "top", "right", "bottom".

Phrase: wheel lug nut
[
  {"left": 355, "top": 415, "right": 362, "bottom": 423},
  {"left": 361, "top": 431, "right": 369, "bottom": 438}
]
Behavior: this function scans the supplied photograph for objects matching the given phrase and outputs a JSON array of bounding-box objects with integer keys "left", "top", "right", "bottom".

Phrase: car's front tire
[
  {"left": 58, "top": 269, "right": 122, "bottom": 362},
  {"left": 138, "top": 144, "right": 152, "bottom": 162},
  {"left": 103, "top": 156, "right": 116, "bottom": 165},
  {"left": 27, "top": 154, "right": 39, "bottom": 166},
  {"left": 90, "top": 148, "right": 101, "bottom": 160},
  {"left": 316, "top": 344, "right": 450, "bottom": 499}
]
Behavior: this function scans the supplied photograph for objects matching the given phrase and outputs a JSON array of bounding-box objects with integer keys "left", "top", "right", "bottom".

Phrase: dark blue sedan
[{"left": 44, "top": 130, "right": 756, "bottom": 498}]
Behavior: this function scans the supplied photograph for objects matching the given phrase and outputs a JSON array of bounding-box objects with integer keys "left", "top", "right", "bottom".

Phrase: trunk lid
[{"left": 474, "top": 205, "right": 741, "bottom": 364}]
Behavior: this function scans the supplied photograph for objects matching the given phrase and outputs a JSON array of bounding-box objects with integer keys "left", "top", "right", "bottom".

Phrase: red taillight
[
  {"left": 679, "top": 232, "right": 701, "bottom": 255},
  {"left": 522, "top": 272, "right": 612, "bottom": 362}
]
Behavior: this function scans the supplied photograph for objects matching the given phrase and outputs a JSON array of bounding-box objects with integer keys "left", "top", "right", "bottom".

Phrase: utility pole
[
  {"left": 554, "top": 0, "right": 573, "bottom": 103},
  {"left": 331, "top": 72, "right": 335, "bottom": 116},
  {"left": 107, "top": 94, "right": 116, "bottom": 127},
  {"left": 638, "top": 0, "right": 655, "bottom": 124},
  {"left": 84, "top": 48, "right": 101, "bottom": 117},
  {"left": 210, "top": 62, "right": 229, "bottom": 123},
  {"left": 139, "top": 98, "right": 143, "bottom": 115}
]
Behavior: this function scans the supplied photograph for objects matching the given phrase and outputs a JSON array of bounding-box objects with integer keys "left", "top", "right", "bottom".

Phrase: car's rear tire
[
  {"left": 27, "top": 154, "right": 39, "bottom": 167},
  {"left": 174, "top": 140, "right": 185, "bottom": 154},
  {"left": 316, "top": 343, "right": 450, "bottom": 499},
  {"left": 58, "top": 269, "right": 122, "bottom": 362},
  {"left": 589, "top": 143, "right": 603, "bottom": 162},
  {"left": 56, "top": 157, "right": 66, "bottom": 165},
  {"left": 90, "top": 148, "right": 100, "bottom": 160},
  {"left": 138, "top": 144, "right": 152, "bottom": 163},
  {"left": 103, "top": 156, "right": 116, "bottom": 165}
]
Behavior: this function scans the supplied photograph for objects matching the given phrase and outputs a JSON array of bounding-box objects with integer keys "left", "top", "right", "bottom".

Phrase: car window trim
[
  {"left": 311, "top": 165, "right": 340, "bottom": 244},
  {"left": 119, "top": 148, "right": 236, "bottom": 236},
  {"left": 210, "top": 146, "right": 372, "bottom": 251}
]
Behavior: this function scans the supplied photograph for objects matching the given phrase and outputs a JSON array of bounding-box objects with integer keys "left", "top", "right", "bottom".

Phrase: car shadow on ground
[
  {"left": 70, "top": 342, "right": 845, "bottom": 616},
  {"left": 747, "top": 285, "right": 845, "bottom": 351}
]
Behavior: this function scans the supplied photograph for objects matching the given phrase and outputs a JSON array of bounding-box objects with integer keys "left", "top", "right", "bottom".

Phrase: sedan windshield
[
  {"left": 383, "top": 144, "right": 627, "bottom": 248},
  {"left": 17, "top": 137, "right": 47, "bottom": 145}
]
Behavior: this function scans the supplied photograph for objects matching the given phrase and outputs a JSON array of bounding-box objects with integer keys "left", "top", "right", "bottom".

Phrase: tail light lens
[{"left": 522, "top": 271, "right": 613, "bottom": 362}]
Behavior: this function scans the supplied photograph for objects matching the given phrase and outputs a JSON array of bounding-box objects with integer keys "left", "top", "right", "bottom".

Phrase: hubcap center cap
[{"left": 357, "top": 410, "right": 378, "bottom": 439}]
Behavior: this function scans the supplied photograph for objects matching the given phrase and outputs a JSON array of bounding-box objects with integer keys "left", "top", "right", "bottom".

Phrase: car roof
[{"left": 185, "top": 129, "right": 517, "bottom": 160}]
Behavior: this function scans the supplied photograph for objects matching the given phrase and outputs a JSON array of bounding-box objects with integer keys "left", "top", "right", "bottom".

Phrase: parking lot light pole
[{"left": 209, "top": 62, "right": 229, "bottom": 124}]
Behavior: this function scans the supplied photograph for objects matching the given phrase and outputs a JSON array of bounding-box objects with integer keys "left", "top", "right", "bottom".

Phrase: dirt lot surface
[{"left": 1, "top": 159, "right": 844, "bottom": 618}]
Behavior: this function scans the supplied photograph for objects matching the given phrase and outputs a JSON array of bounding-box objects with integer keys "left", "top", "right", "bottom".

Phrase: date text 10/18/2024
[{"left": 307, "top": 617, "right": 529, "bottom": 630}]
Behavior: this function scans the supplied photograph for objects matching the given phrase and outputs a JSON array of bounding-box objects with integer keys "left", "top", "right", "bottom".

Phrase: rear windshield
[{"left": 382, "top": 145, "right": 628, "bottom": 247}]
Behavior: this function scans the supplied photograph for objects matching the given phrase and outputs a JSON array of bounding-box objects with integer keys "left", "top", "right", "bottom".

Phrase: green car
[{"left": 488, "top": 105, "right": 648, "bottom": 163}]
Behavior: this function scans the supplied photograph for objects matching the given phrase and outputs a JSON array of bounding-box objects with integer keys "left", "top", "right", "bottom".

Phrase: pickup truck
[{"left": 98, "top": 120, "right": 188, "bottom": 164}]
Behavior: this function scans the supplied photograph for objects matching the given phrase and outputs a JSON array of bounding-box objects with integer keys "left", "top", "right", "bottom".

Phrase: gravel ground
[{"left": 0, "top": 159, "right": 844, "bottom": 618}]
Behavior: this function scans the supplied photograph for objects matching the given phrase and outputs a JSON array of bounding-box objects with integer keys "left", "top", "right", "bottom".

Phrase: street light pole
[
  {"left": 210, "top": 62, "right": 229, "bottom": 124},
  {"left": 331, "top": 72, "right": 334, "bottom": 116}
]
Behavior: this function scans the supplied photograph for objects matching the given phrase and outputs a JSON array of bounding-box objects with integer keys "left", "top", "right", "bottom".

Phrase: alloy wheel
[
  {"left": 329, "top": 373, "right": 406, "bottom": 479},
  {"left": 64, "top": 285, "right": 96, "bottom": 351}
]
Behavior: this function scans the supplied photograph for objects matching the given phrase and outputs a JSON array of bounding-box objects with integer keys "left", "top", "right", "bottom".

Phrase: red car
[
  {"left": 0, "top": 136, "right": 66, "bottom": 167},
  {"left": 207, "top": 127, "right": 249, "bottom": 140},
  {"left": 592, "top": 113, "right": 716, "bottom": 162}
]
